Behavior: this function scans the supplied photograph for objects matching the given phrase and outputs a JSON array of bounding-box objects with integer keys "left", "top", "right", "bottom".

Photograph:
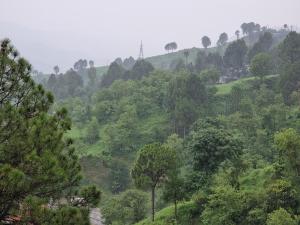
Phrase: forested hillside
[
  {"left": 36, "top": 22, "right": 300, "bottom": 225},
  {"left": 2, "top": 21, "right": 300, "bottom": 225}
]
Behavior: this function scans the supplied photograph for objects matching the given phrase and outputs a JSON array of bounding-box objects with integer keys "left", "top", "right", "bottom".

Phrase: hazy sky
[{"left": 1, "top": 0, "right": 300, "bottom": 73}]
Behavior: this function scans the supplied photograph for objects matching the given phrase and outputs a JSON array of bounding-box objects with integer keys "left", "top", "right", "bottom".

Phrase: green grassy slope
[
  {"left": 135, "top": 201, "right": 199, "bottom": 225},
  {"left": 215, "top": 74, "right": 279, "bottom": 95},
  {"left": 95, "top": 45, "right": 227, "bottom": 72}
]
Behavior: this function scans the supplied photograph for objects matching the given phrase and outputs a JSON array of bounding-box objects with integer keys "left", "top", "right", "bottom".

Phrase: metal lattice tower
[{"left": 138, "top": 41, "right": 144, "bottom": 59}]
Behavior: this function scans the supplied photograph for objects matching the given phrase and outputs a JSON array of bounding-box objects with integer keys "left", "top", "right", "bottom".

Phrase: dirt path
[{"left": 89, "top": 208, "right": 104, "bottom": 225}]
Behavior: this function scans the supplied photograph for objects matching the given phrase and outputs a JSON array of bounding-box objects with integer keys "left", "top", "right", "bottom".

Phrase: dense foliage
[{"left": 3, "top": 23, "right": 299, "bottom": 225}]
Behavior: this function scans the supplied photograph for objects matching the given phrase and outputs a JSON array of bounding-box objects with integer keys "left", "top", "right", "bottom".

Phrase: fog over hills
[{"left": 1, "top": 0, "right": 300, "bottom": 73}]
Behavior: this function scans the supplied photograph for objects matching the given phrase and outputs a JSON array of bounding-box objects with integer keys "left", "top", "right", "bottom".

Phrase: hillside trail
[{"left": 89, "top": 208, "right": 104, "bottom": 225}]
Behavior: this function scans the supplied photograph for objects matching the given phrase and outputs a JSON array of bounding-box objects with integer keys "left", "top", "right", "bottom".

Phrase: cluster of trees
[
  {"left": 93, "top": 31, "right": 300, "bottom": 225},
  {"left": 0, "top": 39, "right": 101, "bottom": 224},
  {"left": 44, "top": 59, "right": 99, "bottom": 99},
  {"left": 191, "top": 31, "right": 275, "bottom": 81},
  {"left": 164, "top": 42, "right": 178, "bottom": 53},
  {"left": 100, "top": 59, "right": 154, "bottom": 87},
  {"left": 47, "top": 69, "right": 84, "bottom": 98},
  {"left": 114, "top": 56, "right": 136, "bottom": 70}
]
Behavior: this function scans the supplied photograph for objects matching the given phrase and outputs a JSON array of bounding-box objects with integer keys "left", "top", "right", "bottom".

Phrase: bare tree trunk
[
  {"left": 151, "top": 187, "right": 155, "bottom": 221},
  {"left": 174, "top": 200, "right": 178, "bottom": 221}
]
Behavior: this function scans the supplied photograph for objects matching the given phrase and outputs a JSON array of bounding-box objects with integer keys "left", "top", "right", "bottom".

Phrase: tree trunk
[
  {"left": 174, "top": 200, "right": 178, "bottom": 221},
  {"left": 151, "top": 187, "right": 155, "bottom": 221}
]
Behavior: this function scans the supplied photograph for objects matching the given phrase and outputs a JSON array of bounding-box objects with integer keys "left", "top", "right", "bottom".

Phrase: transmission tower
[{"left": 138, "top": 41, "right": 144, "bottom": 59}]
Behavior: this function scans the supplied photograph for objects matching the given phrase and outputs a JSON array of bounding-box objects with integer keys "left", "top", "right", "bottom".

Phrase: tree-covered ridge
[{"left": 2, "top": 22, "right": 300, "bottom": 225}]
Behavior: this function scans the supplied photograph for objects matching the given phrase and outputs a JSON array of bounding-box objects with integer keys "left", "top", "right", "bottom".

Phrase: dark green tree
[
  {"left": 108, "top": 159, "right": 130, "bottom": 194},
  {"left": 217, "top": 32, "right": 228, "bottom": 47},
  {"left": 279, "top": 31, "right": 300, "bottom": 64},
  {"left": 162, "top": 170, "right": 186, "bottom": 220},
  {"left": 128, "top": 59, "right": 154, "bottom": 80},
  {"left": 131, "top": 143, "right": 177, "bottom": 221},
  {"left": 53, "top": 65, "right": 60, "bottom": 75},
  {"left": 250, "top": 53, "right": 273, "bottom": 80},
  {"left": 223, "top": 39, "right": 248, "bottom": 74},
  {"left": 183, "top": 50, "right": 190, "bottom": 65},
  {"left": 0, "top": 39, "right": 81, "bottom": 220},
  {"left": 100, "top": 61, "right": 125, "bottom": 87},
  {"left": 85, "top": 117, "right": 99, "bottom": 144},
  {"left": 102, "top": 189, "right": 148, "bottom": 225},
  {"left": 248, "top": 32, "right": 273, "bottom": 61},
  {"left": 189, "top": 126, "right": 242, "bottom": 175},
  {"left": 202, "top": 36, "right": 211, "bottom": 49},
  {"left": 78, "top": 185, "right": 101, "bottom": 208},
  {"left": 235, "top": 30, "right": 240, "bottom": 40}
]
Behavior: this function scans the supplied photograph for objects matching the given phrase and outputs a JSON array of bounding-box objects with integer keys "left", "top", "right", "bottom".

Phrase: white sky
[{"left": 1, "top": 0, "right": 300, "bottom": 73}]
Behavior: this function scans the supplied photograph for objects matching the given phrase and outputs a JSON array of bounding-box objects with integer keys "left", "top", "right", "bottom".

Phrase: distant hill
[{"left": 95, "top": 29, "right": 288, "bottom": 73}]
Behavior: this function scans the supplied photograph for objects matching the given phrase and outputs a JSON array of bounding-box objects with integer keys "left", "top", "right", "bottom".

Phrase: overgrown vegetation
[{"left": 2, "top": 21, "right": 300, "bottom": 225}]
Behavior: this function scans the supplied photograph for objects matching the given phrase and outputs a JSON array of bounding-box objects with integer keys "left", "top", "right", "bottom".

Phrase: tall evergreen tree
[{"left": 0, "top": 39, "right": 81, "bottom": 220}]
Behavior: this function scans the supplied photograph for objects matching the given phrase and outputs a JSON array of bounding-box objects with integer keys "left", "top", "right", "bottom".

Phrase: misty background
[{"left": 1, "top": 0, "right": 300, "bottom": 73}]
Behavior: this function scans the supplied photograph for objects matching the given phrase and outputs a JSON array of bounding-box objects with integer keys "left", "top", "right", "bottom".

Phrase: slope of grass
[
  {"left": 94, "top": 45, "right": 226, "bottom": 72},
  {"left": 215, "top": 74, "right": 279, "bottom": 96},
  {"left": 135, "top": 201, "right": 200, "bottom": 225}
]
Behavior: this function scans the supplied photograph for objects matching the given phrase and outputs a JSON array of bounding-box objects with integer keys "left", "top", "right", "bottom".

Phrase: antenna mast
[{"left": 138, "top": 41, "right": 144, "bottom": 59}]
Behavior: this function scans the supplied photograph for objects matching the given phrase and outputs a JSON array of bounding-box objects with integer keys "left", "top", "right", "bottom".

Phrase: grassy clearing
[{"left": 215, "top": 74, "right": 279, "bottom": 96}]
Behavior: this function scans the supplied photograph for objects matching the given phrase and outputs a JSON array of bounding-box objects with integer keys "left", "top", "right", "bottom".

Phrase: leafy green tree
[
  {"left": 102, "top": 189, "right": 148, "bottom": 225},
  {"left": 85, "top": 117, "right": 100, "bottom": 144},
  {"left": 88, "top": 60, "right": 97, "bottom": 88},
  {"left": 52, "top": 207, "right": 89, "bottom": 225},
  {"left": 63, "top": 69, "right": 84, "bottom": 97},
  {"left": 265, "top": 179, "right": 298, "bottom": 213},
  {"left": 127, "top": 59, "right": 154, "bottom": 80},
  {"left": 165, "top": 42, "right": 178, "bottom": 53},
  {"left": 100, "top": 61, "right": 125, "bottom": 87},
  {"left": 267, "top": 208, "right": 297, "bottom": 225},
  {"left": 195, "top": 51, "right": 207, "bottom": 72},
  {"left": 167, "top": 71, "right": 208, "bottom": 136},
  {"left": 202, "top": 36, "right": 211, "bottom": 49},
  {"left": 19, "top": 197, "right": 90, "bottom": 225},
  {"left": 108, "top": 159, "right": 130, "bottom": 193},
  {"left": 102, "top": 106, "right": 138, "bottom": 154},
  {"left": 199, "top": 68, "right": 221, "bottom": 84},
  {"left": 223, "top": 39, "right": 248, "bottom": 72},
  {"left": 74, "top": 59, "right": 88, "bottom": 73},
  {"left": 131, "top": 143, "right": 177, "bottom": 221},
  {"left": 248, "top": 32, "right": 273, "bottom": 60},
  {"left": 279, "top": 61, "right": 300, "bottom": 104},
  {"left": 206, "top": 52, "right": 224, "bottom": 71},
  {"left": 189, "top": 126, "right": 242, "bottom": 175},
  {"left": 0, "top": 39, "right": 81, "bottom": 220},
  {"left": 235, "top": 30, "right": 240, "bottom": 40},
  {"left": 226, "top": 85, "right": 243, "bottom": 114},
  {"left": 162, "top": 170, "right": 186, "bottom": 220},
  {"left": 123, "top": 56, "right": 136, "bottom": 70},
  {"left": 47, "top": 74, "right": 57, "bottom": 92},
  {"left": 94, "top": 100, "right": 116, "bottom": 124},
  {"left": 201, "top": 186, "right": 248, "bottom": 225},
  {"left": 217, "top": 32, "right": 228, "bottom": 46},
  {"left": 241, "top": 22, "right": 261, "bottom": 39},
  {"left": 279, "top": 31, "right": 300, "bottom": 64},
  {"left": 78, "top": 185, "right": 101, "bottom": 208},
  {"left": 183, "top": 50, "right": 190, "bottom": 65},
  {"left": 250, "top": 53, "right": 273, "bottom": 80},
  {"left": 53, "top": 65, "right": 60, "bottom": 75},
  {"left": 114, "top": 57, "right": 123, "bottom": 65},
  {"left": 275, "top": 128, "right": 300, "bottom": 177}
]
